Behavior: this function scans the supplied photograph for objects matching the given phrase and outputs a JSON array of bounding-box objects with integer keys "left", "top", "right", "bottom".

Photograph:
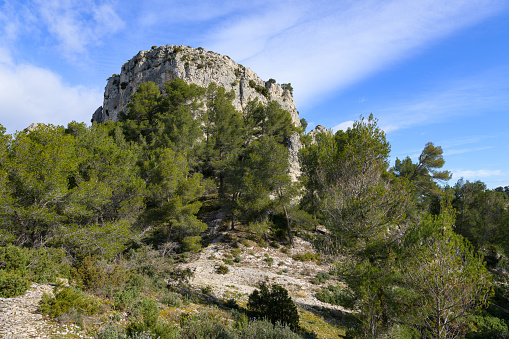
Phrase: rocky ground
[
  {"left": 0, "top": 283, "right": 90, "bottom": 338},
  {"left": 0, "top": 213, "right": 347, "bottom": 338},
  {"left": 180, "top": 215, "right": 348, "bottom": 313}
]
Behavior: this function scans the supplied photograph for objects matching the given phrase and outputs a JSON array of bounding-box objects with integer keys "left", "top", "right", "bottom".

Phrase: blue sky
[{"left": 0, "top": 0, "right": 508, "bottom": 188}]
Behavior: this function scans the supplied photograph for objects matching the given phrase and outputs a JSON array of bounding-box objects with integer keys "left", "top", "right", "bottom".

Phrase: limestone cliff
[
  {"left": 92, "top": 45, "right": 300, "bottom": 127},
  {"left": 92, "top": 45, "right": 303, "bottom": 180}
]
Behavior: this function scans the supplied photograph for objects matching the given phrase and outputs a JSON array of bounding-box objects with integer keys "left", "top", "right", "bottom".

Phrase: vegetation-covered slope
[{"left": 1, "top": 73, "right": 508, "bottom": 339}]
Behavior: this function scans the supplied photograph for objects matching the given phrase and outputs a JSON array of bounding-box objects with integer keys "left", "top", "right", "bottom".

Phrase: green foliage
[
  {"left": 247, "top": 282, "right": 299, "bottom": 331},
  {"left": 217, "top": 265, "right": 229, "bottom": 274},
  {"left": 292, "top": 252, "right": 319, "bottom": 262},
  {"left": 71, "top": 256, "right": 106, "bottom": 291},
  {"left": 127, "top": 297, "right": 178, "bottom": 339},
  {"left": 392, "top": 142, "right": 452, "bottom": 211},
  {"left": 181, "top": 236, "right": 202, "bottom": 252},
  {"left": 0, "top": 245, "right": 29, "bottom": 275},
  {"left": 467, "top": 311, "right": 509, "bottom": 339},
  {"left": 397, "top": 208, "right": 492, "bottom": 339},
  {"left": 39, "top": 286, "right": 102, "bottom": 318},
  {"left": 114, "top": 286, "right": 141, "bottom": 311},
  {"left": 161, "top": 291, "right": 182, "bottom": 307},
  {"left": 315, "top": 285, "right": 355, "bottom": 308},
  {"left": 312, "top": 272, "right": 330, "bottom": 284},
  {"left": 0, "top": 270, "right": 30, "bottom": 297},
  {"left": 453, "top": 179, "right": 509, "bottom": 257},
  {"left": 281, "top": 83, "right": 293, "bottom": 94}
]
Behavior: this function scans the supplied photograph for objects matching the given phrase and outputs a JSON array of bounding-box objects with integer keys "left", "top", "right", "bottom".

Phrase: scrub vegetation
[{"left": 0, "top": 79, "right": 508, "bottom": 338}]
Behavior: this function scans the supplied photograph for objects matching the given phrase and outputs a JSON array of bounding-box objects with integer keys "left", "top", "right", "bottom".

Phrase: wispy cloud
[
  {"left": 332, "top": 120, "right": 355, "bottom": 132},
  {"left": 443, "top": 146, "right": 495, "bottom": 156},
  {"left": 0, "top": 61, "right": 102, "bottom": 134},
  {"left": 204, "top": 0, "right": 506, "bottom": 107},
  {"left": 373, "top": 69, "right": 509, "bottom": 133},
  {"left": 452, "top": 169, "right": 504, "bottom": 180},
  {"left": 33, "top": 0, "right": 124, "bottom": 60}
]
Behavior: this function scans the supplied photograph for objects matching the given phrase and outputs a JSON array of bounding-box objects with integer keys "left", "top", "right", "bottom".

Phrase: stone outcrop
[
  {"left": 308, "top": 125, "right": 329, "bottom": 143},
  {"left": 92, "top": 45, "right": 304, "bottom": 180},
  {"left": 92, "top": 45, "right": 300, "bottom": 127}
]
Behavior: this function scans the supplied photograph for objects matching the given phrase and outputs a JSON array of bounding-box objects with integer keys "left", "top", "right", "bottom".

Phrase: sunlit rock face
[
  {"left": 92, "top": 45, "right": 300, "bottom": 127},
  {"left": 93, "top": 45, "right": 303, "bottom": 181}
]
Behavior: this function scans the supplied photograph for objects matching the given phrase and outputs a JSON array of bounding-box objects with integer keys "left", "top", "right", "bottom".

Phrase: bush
[
  {"left": 467, "top": 311, "right": 509, "bottom": 338},
  {"left": 71, "top": 256, "right": 106, "bottom": 291},
  {"left": 161, "top": 292, "right": 182, "bottom": 307},
  {"left": 97, "top": 325, "right": 128, "bottom": 339},
  {"left": 247, "top": 282, "right": 299, "bottom": 331},
  {"left": 239, "top": 319, "right": 302, "bottom": 338},
  {"left": 315, "top": 285, "right": 356, "bottom": 308},
  {"left": 0, "top": 270, "right": 30, "bottom": 297},
  {"left": 179, "top": 311, "right": 233, "bottom": 338},
  {"left": 114, "top": 286, "right": 141, "bottom": 311},
  {"left": 39, "top": 286, "right": 102, "bottom": 318},
  {"left": 312, "top": 272, "right": 330, "bottom": 285},
  {"left": 217, "top": 265, "right": 229, "bottom": 274},
  {"left": 292, "top": 252, "right": 320, "bottom": 262},
  {"left": 0, "top": 245, "right": 29, "bottom": 274}
]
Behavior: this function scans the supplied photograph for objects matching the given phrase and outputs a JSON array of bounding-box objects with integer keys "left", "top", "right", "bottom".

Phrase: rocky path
[
  {"left": 0, "top": 283, "right": 88, "bottom": 338},
  {"left": 180, "top": 235, "right": 348, "bottom": 313}
]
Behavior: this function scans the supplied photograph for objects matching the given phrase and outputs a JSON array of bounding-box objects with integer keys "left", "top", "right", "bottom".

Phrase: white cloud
[
  {"left": 205, "top": 0, "right": 506, "bottom": 107},
  {"left": 138, "top": 0, "right": 267, "bottom": 26},
  {"left": 34, "top": 0, "right": 125, "bottom": 59},
  {"left": 0, "top": 61, "right": 102, "bottom": 134},
  {"left": 332, "top": 120, "right": 354, "bottom": 132},
  {"left": 373, "top": 69, "right": 509, "bottom": 133},
  {"left": 443, "top": 146, "right": 494, "bottom": 156},
  {"left": 452, "top": 169, "right": 503, "bottom": 180}
]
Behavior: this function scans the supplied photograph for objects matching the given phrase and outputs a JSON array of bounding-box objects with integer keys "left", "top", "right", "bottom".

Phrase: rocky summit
[
  {"left": 92, "top": 44, "right": 303, "bottom": 180},
  {"left": 92, "top": 45, "right": 300, "bottom": 127}
]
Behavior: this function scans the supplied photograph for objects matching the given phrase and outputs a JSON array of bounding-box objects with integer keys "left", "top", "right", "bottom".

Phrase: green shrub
[
  {"left": 313, "top": 272, "right": 330, "bottom": 285},
  {"left": 258, "top": 239, "right": 268, "bottom": 248},
  {"left": 97, "top": 324, "right": 127, "bottom": 339},
  {"left": 201, "top": 285, "right": 212, "bottom": 295},
  {"left": 217, "top": 265, "right": 229, "bottom": 274},
  {"left": 161, "top": 292, "right": 182, "bottom": 307},
  {"left": 26, "top": 247, "right": 70, "bottom": 283},
  {"left": 281, "top": 83, "right": 293, "bottom": 94},
  {"left": 247, "top": 282, "right": 299, "bottom": 331},
  {"left": 114, "top": 286, "right": 141, "bottom": 311},
  {"left": 0, "top": 245, "right": 29, "bottom": 274},
  {"left": 240, "top": 239, "right": 250, "bottom": 247},
  {"left": 240, "top": 319, "right": 302, "bottom": 338},
  {"left": 223, "top": 258, "right": 234, "bottom": 265},
  {"left": 0, "top": 270, "right": 30, "bottom": 297},
  {"left": 292, "top": 252, "right": 320, "bottom": 262},
  {"left": 39, "top": 286, "right": 102, "bottom": 318},
  {"left": 248, "top": 80, "right": 269, "bottom": 98},
  {"left": 181, "top": 236, "right": 202, "bottom": 252},
  {"left": 234, "top": 256, "right": 242, "bottom": 263},
  {"left": 467, "top": 311, "right": 509, "bottom": 338},
  {"left": 127, "top": 297, "right": 178, "bottom": 339},
  {"left": 179, "top": 312, "right": 233, "bottom": 338},
  {"left": 71, "top": 256, "right": 106, "bottom": 291},
  {"left": 315, "top": 285, "right": 356, "bottom": 308}
]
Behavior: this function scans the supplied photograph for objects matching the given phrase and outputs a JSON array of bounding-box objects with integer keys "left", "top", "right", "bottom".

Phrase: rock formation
[
  {"left": 92, "top": 45, "right": 303, "bottom": 180},
  {"left": 92, "top": 45, "right": 300, "bottom": 127}
]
